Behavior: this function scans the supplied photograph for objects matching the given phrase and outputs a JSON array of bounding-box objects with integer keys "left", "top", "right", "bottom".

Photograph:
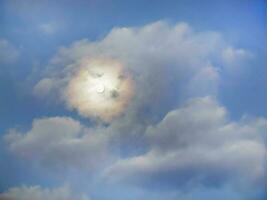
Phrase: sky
[{"left": 0, "top": 0, "right": 266, "bottom": 200}]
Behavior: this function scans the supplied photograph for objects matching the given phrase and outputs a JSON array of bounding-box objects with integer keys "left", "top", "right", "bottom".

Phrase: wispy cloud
[
  {"left": 0, "top": 185, "right": 90, "bottom": 200},
  {"left": 0, "top": 39, "right": 19, "bottom": 63}
]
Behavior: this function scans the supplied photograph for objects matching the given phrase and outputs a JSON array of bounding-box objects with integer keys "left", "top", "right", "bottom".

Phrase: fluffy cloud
[
  {"left": 104, "top": 97, "right": 267, "bottom": 191},
  {"left": 0, "top": 39, "right": 19, "bottom": 63},
  {"left": 34, "top": 21, "right": 250, "bottom": 123},
  {"left": 5, "top": 117, "right": 112, "bottom": 170},
  {"left": 5, "top": 97, "right": 267, "bottom": 197},
  {"left": 0, "top": 185, "right": 89, "bottom": 200}
]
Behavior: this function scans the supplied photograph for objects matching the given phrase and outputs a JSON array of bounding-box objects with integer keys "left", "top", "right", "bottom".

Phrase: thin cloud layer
[
  {"left": 0, "top": 185, "right": 89, "bottom": 200},
  {"left": 0, "top": 39, "right": 19, "bottom": 63}
]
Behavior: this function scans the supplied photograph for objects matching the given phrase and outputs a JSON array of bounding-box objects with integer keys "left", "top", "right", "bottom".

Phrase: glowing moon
[
  {"left": 65, "top": 58, "right": 134, "bottom": 122},
  {"left": 95, "top": 83, "right": 105, "bottom": 93}
]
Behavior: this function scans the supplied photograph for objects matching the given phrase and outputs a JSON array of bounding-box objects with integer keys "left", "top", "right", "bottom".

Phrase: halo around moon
[{"left": 64, "top": 58, "right": 134, "bottom": 122}]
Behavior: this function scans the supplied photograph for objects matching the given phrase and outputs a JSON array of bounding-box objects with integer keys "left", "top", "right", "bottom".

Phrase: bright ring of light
[{"left": 65, "top": 58, "right": 134, "bottom": 122}]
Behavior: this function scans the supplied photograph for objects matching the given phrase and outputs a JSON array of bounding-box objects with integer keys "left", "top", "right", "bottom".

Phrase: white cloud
[
  {"left": 0, "top": 185, "right": 89, "bottom": 200},
  {"left": 0, "top": 39, "right": 19, "bottom": 63},
  {"left": 104, "top": 97, "right": 267, "bottom": 190},
  {"left": 34, "top": 21, "right": 250, "bottom": 122},
  {"left": 5, "top": 97, "right": 267, "bottom": 197},
  {"left": 5, "top": 117, "right": 112, "bottom": 170}
]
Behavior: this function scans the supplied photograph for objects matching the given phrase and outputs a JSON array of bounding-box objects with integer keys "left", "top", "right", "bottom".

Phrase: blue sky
[{"left": 0, "top": 1, "right": 266, "bottom": 200}]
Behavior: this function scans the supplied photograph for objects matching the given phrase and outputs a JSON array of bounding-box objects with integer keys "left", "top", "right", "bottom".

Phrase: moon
[
  {"left": 65, "top": 58, "right": 134, "bottom": 122},
  {"left": 95, "top": 83, "right": 105, "bottom": 93}
]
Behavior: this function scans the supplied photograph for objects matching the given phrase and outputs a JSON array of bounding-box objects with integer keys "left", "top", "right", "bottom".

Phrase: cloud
[
  {"left": 221, "top": 47, "right": 253, "bottom": 73},
  {"left": 5, "top": 21, "right": 263, "bottom": 198},
  {"left": 222, "top": 47, "right": 252, "bottom": 65},
  {"left": 34, "top": 21, "right": 250, "bottom": 123},
  {"left": 5, "top": 97, "right": 267, "bottom": 198},
  {"left": 33, "top": 78, "right": 55, "bottom": 97},
  {"left": 0, "top": 185, "right": 89, "bottom": 200},
  {"left": 0, "top": 39, "right": 19, "bottom": 63},
  {"left": 39, "top": 23, "right": 57, "bottom": 35},
  {"left": 104, "top": 97, "right": 267, "bottom": 192},
  {"left": 5, "top": 117, "right": 112, "bottom": 170}
]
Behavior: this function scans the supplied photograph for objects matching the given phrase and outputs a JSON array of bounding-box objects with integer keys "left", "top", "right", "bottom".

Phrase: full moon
[
  {"left": 95, "top": 83, "right": 105, "bottom": 93},
  {"left": 65, "top": 58, "right": 134, "bottom": 122}
]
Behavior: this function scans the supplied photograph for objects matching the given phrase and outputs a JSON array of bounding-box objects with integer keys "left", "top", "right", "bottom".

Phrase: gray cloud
[
  {"left": 5, "top": 97, "right": 267, "bottom": 198},
  {"left": 34, "top": 21, "right": 250, "bottom": 123},
  {"left": 0, "top": 185, "right": 89, "bottom": 200},
  {"left": 32, "top": 22, "right": 253, "bottom": 167},
  {"left": 5, "top": 117, "right": 112, "bottom": 170},
  {"left": 104, "top": 97, "right": 267, "bottom": 192}
]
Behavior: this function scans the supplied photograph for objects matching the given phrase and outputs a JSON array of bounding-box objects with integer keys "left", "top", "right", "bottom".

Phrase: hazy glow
[{"left": 65, "top": 58, "right": 134, "bottom": 122}]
